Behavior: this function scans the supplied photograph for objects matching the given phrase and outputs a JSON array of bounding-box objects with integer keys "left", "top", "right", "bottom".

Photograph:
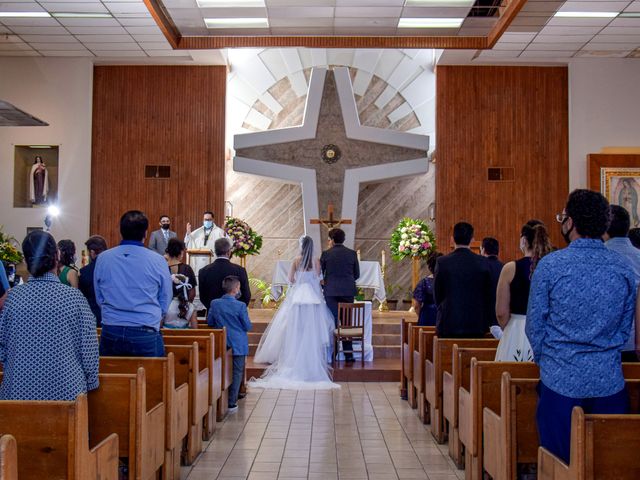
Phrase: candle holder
[{"left": 379, "top": 249, "right": 389, "bottom": 312}]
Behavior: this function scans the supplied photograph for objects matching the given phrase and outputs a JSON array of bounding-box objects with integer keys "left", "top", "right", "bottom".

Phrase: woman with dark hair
[
  {"left": 412, "top": 251, "right": 443, "bottom": 326},
  {"left": 494, "top": 220, "right": 554, "bottom": 361},
  {"left": 0, "top": 231, "right": 99, "bottom": 400},
  {"left": 57, "top": 239, "right": 79, "bottom": 288},
  {"left": 163, "top": 238, "right": 197, "bottom": 329}
]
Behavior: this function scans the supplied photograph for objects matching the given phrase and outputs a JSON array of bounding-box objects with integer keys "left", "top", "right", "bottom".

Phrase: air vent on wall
[
  {"left": 144, "top": 165, "right": 171, "bottom": 178},
  {"left": 488, "top": 167, "right": 515, "bottom": 182}
]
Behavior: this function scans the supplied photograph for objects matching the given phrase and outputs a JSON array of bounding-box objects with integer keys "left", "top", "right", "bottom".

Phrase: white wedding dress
[{"left": 248, "top": 265, "right": 340, "bottom": 390}]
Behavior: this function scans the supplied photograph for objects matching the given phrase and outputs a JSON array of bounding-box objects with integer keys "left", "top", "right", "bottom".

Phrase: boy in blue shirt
[{"left": 207, "top": 275, "right": 252, "bottom": 413}]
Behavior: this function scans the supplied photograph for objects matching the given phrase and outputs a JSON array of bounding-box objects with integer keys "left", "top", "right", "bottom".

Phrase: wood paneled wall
[
  {"left": 436, "top": 66, "right": 568, "bottom": 261},
  {"left": 90, "top": 66, "right": 226, "bottom": 247}
]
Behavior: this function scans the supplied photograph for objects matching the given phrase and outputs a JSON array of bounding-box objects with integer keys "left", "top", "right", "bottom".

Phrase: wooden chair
[
  {"left": 444, "top": 345, "right": 497, "bottom": 468},
  {"left": 88, "top": 367, "right": 165, "bottom": 480},
  {"left": 99, "top": 354, "right": 189, "bottom": 480},
  {"left": 0, "top": 394, "right": 119, "bottom": 480},
  {"left": 483, "top": 372, "right": 539, "bottom": 480},
  {"left": 0, "top": 435, "right": 17, "bottom": 480},
  {"left": 400, "top": 318, "right": 418, "bottom": 399},
  {"left": 333, "top": 302, "right": 366, "bottom": 366},
  {"left": 164, "top": 343, "right": 209, "bottom": 464},
  {"left": 458, "top": 360, "right": 538, "bottom": 480},
  {"left": 538, "top": 407, "right": 640, "bottom": 480},
  {"left": 424, "top": 337, "right": 499, "bottom": 444}
]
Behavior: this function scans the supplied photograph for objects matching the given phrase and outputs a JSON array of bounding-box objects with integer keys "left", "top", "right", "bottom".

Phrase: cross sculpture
[
  {"left": 233, "top": 66, "right": 430, "bottom": 251},
  {"left": 310, "top": 203, "right": 352, "bottom": 230}
]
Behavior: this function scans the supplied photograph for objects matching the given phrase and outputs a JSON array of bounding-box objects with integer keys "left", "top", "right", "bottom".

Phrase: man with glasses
[{"left": 526, "top": 190, "right": 639, "bottom": 464}]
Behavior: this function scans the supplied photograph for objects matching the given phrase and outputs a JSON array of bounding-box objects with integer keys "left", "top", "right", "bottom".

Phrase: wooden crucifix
[{"left": 310, "top": 203, "right": 352, "bottom": 229}]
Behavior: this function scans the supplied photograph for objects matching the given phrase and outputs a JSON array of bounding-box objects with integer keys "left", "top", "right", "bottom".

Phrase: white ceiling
[{"left": 0, "top": 0, "right": 639, "bottom": 62}]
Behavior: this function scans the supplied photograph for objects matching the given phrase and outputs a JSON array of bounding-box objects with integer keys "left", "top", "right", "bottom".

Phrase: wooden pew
[
  {"left": 485, "top": 364, "right": 640, "bottom": 480},
  {"left": 444, "top": 345, "right": 497, "bottom": 467},
  {"left": 538, "top": 407, "right": 640, "bottom": 480},
  {"left": 425, "top": 337, "right": 499, "bottom": 443},
  {"left": 458, "top": 360, "right": 538, "bottom": 480},
  {"left": 88, "top": 368, "right": 165, "bottom": 480},
  {"left": 400, "top": 317, "right": 417, "bottom": 399},
  {"left": 409, "top": 326, "right": 436, "bottom": 410},
  {"left": 0, "top": 394, "right": 119, "bottom": 480},
  {"left": 164, "top": 343, "right": 209, "bottom": 465},
  {"left": 161, "top": 329, "right": 225, "bottom": 429},
  {"left": 99, "top": 354, "right": 188, "bottom": 480},
  {"left": 0, "top": 435, "right": 17, "bottom": 480}
]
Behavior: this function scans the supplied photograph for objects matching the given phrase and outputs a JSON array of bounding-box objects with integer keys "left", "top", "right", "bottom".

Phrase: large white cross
[{"left": 233, "top": 66, "right": 430, "bottom": 250}]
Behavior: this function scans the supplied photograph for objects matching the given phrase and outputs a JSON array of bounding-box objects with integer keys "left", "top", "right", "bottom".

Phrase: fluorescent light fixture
[
  {"left": 28, "top": 145, "right": 52, "bottom": 148},
  {"left": 405, "top": 0, "right": 474, "bottom": 5},
  {"left": 398, "top": 17, "right": 464, "bottom": 28},
  {"left": 620, "top": 12, "right": 640, "bottom": 17},
  {"left": 554, "top": 11, "right": 619, "bottom": 18},
  {"left": 204, "top": 17, "right": 268, "bottom": 28},
  {"left": 197, "top": 0, "right": 264, "bottom": 7},
  {"left": 0, "top": 12, "right": 51, "bottom": 18},
  {"left": 51, "top": 13, "right": 113, "bottom": 18}
]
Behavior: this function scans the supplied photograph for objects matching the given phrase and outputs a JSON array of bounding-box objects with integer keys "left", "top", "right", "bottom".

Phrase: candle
[
  {"left": 381, "top": 249, "right": 386, "bottom": 269},
  {"left": 357, "top": 249, "right": 361, "bottom": 261}
]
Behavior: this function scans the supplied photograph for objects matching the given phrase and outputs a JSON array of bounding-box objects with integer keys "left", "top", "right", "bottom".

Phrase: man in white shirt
[{"left": 184, "top": 211, "right": 228, "bottom": 308}]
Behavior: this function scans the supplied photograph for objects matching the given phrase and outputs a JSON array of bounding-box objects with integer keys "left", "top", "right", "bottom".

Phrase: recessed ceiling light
[
  {"left": 197, "top": 0, "right": 265, "bottom": 6},
  {"left": 204, "top": 17, "right": 269, "bottom": 28},
  {"left": 398, "top": 17, "right": 464, "bottom": 28},
  {"left": 0, "top": 12, "right": 51, "bottom": 18},
  {"left": 554, "top": 11, "right": 619, "bottom": 18},
  {"left": 51, "top": 13, "right": 113, "bottom": 18},
  {"left": 405, "top": 0, "right": 474, "bottom": 5}
]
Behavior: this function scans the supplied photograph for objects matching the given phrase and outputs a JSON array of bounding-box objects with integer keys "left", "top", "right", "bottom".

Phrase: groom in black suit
[{"left": 320, "top": 228, "right": 360, "bottom": 362}]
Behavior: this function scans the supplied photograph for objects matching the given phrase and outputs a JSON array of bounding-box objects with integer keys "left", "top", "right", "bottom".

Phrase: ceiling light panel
[
  {"left": 554, "top": 11, "right": 619, "bottom": 18},
  {"left": 398, "top": 17, "right": 464, "bottom": 28},
  {"left": 405, "top": 0, "right": 474, "bottom": 5},
  {"left": 52, "top": 13, "right": 113, "bottom": 17},
  {"left": 0, "top": 12, "right": 51, "bottom": 18},
  {"left": 197, "top": 0, "right": 264, "bottom": 6},
  {"left": 204, "top": 17, "right": 269, "bottom": 27}
]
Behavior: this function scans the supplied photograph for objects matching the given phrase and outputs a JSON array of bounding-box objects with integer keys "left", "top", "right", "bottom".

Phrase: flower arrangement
[
  {"left": 224, "top": 217, "right": 263, "bottom": 258},
  {"left": 389, "top": 218, "right": 436, "bottom": 261},
  {"left": 0, "top": 226, "right": 23, "bottom": 264}
]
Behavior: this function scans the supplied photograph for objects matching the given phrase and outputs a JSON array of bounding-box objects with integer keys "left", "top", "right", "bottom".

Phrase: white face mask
[{"left": 203, "top": 220, "right": 213, "bottom": 229}]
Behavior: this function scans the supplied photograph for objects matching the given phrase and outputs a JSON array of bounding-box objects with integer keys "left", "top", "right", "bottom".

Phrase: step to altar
[
  {"left": 245, "top": 308, "right": 415, "bottom": 360},
  {"left": 246, "top": 357, "right": 400, "bottom": 383}
]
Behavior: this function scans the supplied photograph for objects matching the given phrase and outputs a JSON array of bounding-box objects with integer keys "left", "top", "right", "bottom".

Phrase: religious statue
[
  {"left": 618, "top": 178, "right": 640, "bottom": 227},
  {"left": 29, "top": 156, "right": 49, "bottom": 205}
]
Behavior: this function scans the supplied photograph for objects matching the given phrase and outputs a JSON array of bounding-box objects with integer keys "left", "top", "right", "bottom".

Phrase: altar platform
[{"left": 245, "top": 307, "right": 414, "bottom": 383}]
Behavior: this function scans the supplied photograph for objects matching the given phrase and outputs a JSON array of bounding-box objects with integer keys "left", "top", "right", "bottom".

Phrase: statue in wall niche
[{"left": 29, "top": 156, "right": 49, "bottom": 205}]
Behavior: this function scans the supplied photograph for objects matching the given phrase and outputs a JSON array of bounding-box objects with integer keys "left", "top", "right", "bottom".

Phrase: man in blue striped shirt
[
  {"left": 95, "top": 210, "right": 173, "bottom": 357},
  {"left": 526, "top": 189, "right": 638, "bottom": 464}
]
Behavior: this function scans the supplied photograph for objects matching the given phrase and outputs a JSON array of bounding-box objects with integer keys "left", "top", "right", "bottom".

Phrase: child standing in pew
[{"left": 207, "top": 275, "right": 252, "bottom": 413}]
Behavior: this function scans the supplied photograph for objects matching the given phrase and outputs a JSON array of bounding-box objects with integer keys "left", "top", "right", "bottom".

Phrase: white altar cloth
[{"left": 270, "top": 260, "right": 386, "bottom": 303}]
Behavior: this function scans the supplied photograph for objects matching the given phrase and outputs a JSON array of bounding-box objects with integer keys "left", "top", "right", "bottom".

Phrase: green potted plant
[
  {"left": 249, "top": 277, "right": 287, "bottom": 309},
  {"left": 0, "top": 226, "right": 23, "bottom": 265}
]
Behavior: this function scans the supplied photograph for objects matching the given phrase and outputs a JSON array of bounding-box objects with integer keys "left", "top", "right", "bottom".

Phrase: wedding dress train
[{"left": 248, "top": 269, "right": 340, "bottom": 390}]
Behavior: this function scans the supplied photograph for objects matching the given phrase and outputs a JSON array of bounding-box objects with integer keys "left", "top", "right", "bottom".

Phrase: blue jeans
[
  {"left": 100, "top": 324, "right": 165, "bottom": 357},
  {"left": 229, "top": 355, "right": 246, "bottom": 407},
  {"left": 536, "top": 381, "right": 629, "bottom": 464}
]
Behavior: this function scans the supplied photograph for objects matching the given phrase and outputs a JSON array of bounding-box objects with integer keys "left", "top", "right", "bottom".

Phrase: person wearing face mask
[
  {"left": 526, "top": 189, "right": 639, "bottom": 465},
  {"left": 148, "top": 215, "right": 176, "bottom": 256},
  {"left": 494, "top": 220, "right": 553, "bottom": 361},
  {"left": 57, "top": 239, "right": 79, "bottom": 288},
  {"left": 184, "top": 211, "right": 228, "bottom": 291}
]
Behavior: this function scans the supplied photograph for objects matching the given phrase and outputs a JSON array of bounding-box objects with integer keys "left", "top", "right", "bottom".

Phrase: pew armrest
[
  {"left": 458, "top": 387, "right": 471, "bottom": 450},
  {"left": 442, "top": 372, "right": 454, "bottom": 425},
  {"left": 90, "top": 433, "right": 119, "bottom": 480},
  {"left": 174, "top": 383, "right": 190, "bottom": 442},
  {"left": 538, "top": 447, "right": 570, "bottom": 480},
  {"left": 482, "top": 407, "right": 502, "bottom": 479}
]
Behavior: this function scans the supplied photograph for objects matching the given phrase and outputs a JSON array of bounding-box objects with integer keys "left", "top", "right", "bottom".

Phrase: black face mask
[
  {"left": 161, "top": 224, "right": 170, "bottom": 230},
  {"left": 561, "top": 220, "right": 573, "bottom": 245}
]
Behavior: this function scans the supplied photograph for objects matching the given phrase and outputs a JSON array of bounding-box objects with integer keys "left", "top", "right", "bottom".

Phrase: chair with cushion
[{"left": 333, "top": 302, "right": 366, "bottom": 366}]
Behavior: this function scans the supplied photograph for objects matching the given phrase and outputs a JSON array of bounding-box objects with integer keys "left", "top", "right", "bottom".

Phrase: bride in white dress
[{"left": 248, "top": 236, "right": 340, "bottom": 390}]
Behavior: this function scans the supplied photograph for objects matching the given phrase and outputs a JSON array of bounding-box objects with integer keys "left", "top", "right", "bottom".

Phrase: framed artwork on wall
[
  {"left": 601, "top": 168, "right": 640, "bottom": 228},
  {"left": 13, "top": 145, "right": 59, "bottom": 208}
]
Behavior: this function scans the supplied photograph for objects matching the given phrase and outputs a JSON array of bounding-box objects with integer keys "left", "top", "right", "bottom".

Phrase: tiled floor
[{"left": 181, "top": 383, "right": 464, "bottom": 480}]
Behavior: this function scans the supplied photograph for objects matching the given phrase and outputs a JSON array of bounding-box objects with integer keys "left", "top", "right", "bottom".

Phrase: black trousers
[{"left": 326, "top": 295, "right": 354, "bottom": 359}]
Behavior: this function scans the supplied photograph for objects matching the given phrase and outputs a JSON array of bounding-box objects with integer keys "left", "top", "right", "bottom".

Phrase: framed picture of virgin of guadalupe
[
  {"left": 13, "top": 145, "right": 59, "bottom": 208},
  {"left": 601, "top": 168, "right": 640, "bottom": 228}
]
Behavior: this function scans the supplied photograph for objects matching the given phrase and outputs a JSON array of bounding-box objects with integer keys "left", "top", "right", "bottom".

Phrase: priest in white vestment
[{"left": 184, "top": 211, "right": 228, "bottom": 308}]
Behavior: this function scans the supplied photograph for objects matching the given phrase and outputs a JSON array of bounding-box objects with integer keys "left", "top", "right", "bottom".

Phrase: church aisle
[{"left": 182, "top": 383, "right": 463, "bottom": 480}]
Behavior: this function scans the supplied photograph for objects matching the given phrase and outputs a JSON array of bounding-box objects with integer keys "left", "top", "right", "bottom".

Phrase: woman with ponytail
[{"left": 494, "top": 220, "right": 553, "bottom": 361}]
